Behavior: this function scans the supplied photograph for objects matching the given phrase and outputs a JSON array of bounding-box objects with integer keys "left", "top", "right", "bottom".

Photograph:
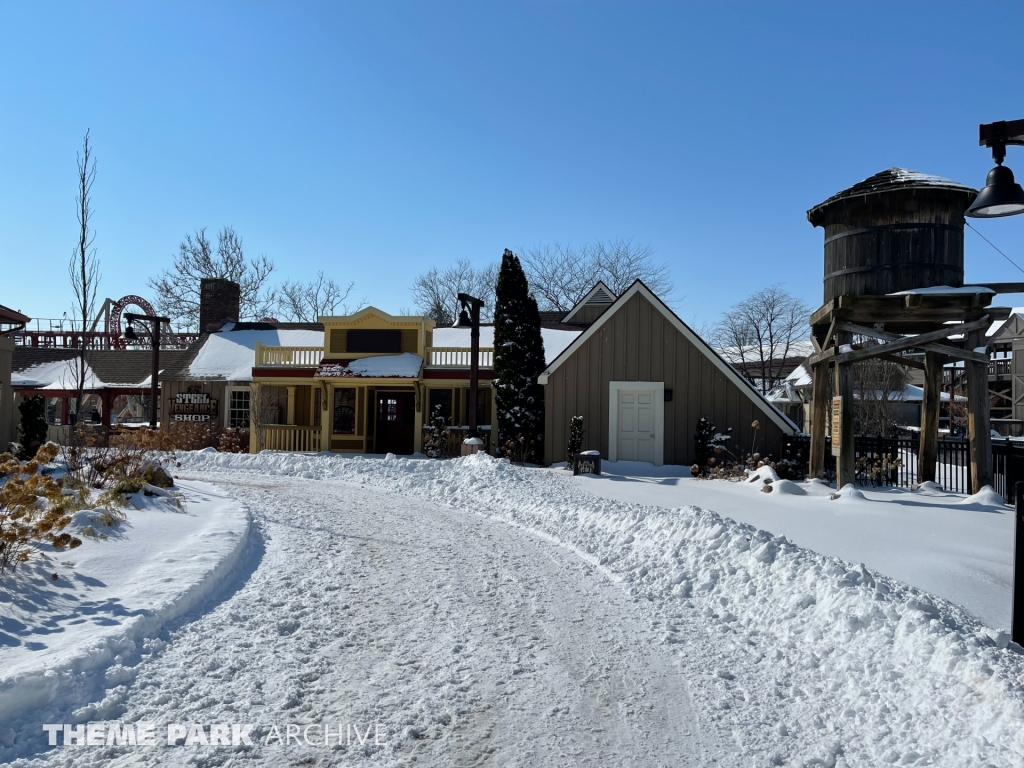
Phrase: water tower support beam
[
  {"left": 834, "top": 331, "right": 856, "bottom": 489},
  {"left": 918, "top": 351, "right": 944, "bottom": 484},
  {"left": 808, "top": 362, "right": 829, "bottom": 478},
  {"left": 966, "top": 327, "right": 993, "bottom": 493}
]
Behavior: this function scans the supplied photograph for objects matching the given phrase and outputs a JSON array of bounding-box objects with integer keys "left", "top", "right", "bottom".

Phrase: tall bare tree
[
  {"left": 712, "top": 285, "right": 810, "bottom": 394},
  {"left": 69, "top": 130, "right": 100, "bottom": 426},
  {"left": 278, "top": 271, "right": 363, "bottom": 321},
  {"left": 148, "top": 226, "right": 276, "bottom": 328},
  {"left": 520, "top": 238, "right": 671, "bottom": 311},
  {"left": 410, "top": 259, "right": 498, "bottom": 325},
  {"left": 852, "top": 351, "right": 909, "bottom": 437}
]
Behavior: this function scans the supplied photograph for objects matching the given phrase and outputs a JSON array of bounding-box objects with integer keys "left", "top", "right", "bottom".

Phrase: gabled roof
[
  {"left": 988, "top": 309, "right": 1024, "bottom": 341},
  {"left": 561, "top": 281, "right": 616, "bottom": 324},
  {"left": 0, "top": 304, "right": 30, "bottom": 325},
  {"left": 538, "top": 280, "right": 799, "bottom": 434},
  {"left": 319, "top": 306, "right": 434, "bottom": 326}
]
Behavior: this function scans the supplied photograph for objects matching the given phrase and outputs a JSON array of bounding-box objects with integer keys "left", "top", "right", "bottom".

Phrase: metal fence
[{"left": 782, "top": 435, "right": 1024, "bottom": 502}]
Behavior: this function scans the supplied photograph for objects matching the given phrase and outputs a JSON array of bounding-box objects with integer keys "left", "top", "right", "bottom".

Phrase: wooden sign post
[{"left": 830, "top": 396, "right": 842, "bottom": 458}]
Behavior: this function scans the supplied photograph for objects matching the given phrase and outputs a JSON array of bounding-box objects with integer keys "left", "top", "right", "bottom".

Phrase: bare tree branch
[
  {"left": 410, "top": 259, "right": 497, "bottom": 325},
  {"left": 148, "top": 226, "right": 277, "bottom": 328},
  {"left": 520, "top": 238, "right": 672, "bottom": 311},
  {"left": 712, "top": 285, "right": 810, "bottom": 394},
  {"left": 278, "top": 271, "right": 363, "bottom": 322},
  {"left": 68, "top": 130, "right": 100, "bottom": 426}
]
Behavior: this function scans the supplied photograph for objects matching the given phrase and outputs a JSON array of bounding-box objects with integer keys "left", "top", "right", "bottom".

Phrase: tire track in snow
[{"left": 18, "top": 473, "right": 718, "bottom": 767}]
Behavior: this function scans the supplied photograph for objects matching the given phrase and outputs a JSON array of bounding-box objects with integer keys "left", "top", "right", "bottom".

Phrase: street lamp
[
  {"left": 453, "top": 293, "right": 485, "bottom": 451},
  {"left": 966, "top": 119, "right": 1024, "bottom": 218},
  {"left": 122, "top": 312, "right": 170, "bottom": 428}
]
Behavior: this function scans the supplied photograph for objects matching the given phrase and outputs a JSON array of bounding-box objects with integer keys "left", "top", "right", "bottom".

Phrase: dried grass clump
[{"left": 0, "top": 443, "right": 83, "bottom": 572}]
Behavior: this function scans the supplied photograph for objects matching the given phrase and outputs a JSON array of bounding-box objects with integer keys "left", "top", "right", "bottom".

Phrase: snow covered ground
[
  {"left": 0, "top": 480, "right": 250, "bottom": 758},
  {"left": 7, "top": 451, "right": 1024, "bottom": 766},
  {"left": 570, "top": 460, "right": 1015, "bottom": 630}
]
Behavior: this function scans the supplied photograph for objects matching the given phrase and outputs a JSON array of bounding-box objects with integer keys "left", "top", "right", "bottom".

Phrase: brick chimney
[{"left": 199, "top": 278, "right": 241, "bottom": 332}]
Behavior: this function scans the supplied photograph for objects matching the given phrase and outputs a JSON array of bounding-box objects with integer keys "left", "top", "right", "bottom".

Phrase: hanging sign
[
  {"left": 831, "top": 396, "right": 843, "bottom": 457},
  {"left": 171, "top": 390, "right": 218, "bottom": 422}
]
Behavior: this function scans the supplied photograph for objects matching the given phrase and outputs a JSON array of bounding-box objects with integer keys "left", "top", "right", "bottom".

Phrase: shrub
[
  {"left": 424, "top": 405, "right": 453, "bottom": 459},
  {"left": 0, "top": 443, "right": 83, "bottom": 572},
  {"left": 501, "top": 433, "right": 537, "bottom": 465},
  {"left": 566, "top": 416, "right": 584, "bottom": 467},
  {"left": 17, "top": 396, "right": 48, "bottom": 461}
]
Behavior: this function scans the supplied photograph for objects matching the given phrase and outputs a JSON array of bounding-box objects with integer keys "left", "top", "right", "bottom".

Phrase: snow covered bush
[
  {"left": 423, "top": 405, "right": 453, "bottom": 459},
  {"left": 0, "top": 443, "right": 83, "bottom": 573},
  {"left": 566, "top": 415, "right": 585, "bottom": 467},
  {"left": 692, "top": 416, "right": 733, "bottom": 474}
]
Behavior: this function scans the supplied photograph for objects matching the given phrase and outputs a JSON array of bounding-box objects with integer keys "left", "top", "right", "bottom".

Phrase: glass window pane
[
  {"left": 333, "top": 388, "right": 356, "bottom": 434},
  {"left": 428, "top": 389, "right": 452, "bottom": 421}
]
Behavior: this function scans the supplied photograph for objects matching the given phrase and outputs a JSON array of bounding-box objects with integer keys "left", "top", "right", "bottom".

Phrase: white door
[{"left": 618, "top": 390, "right": 655, "bottom": 463}]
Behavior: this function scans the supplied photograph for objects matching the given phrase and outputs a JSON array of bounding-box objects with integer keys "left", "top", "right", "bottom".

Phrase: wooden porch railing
[
  {"left": 255, "top": 343, "right": 323, "bottom": 367},
  {"left": 264, "top": 425, "right": 321, "bottom": 452},
  {"left": 424, "top": 347, "right": 494, "bottom": 368}
]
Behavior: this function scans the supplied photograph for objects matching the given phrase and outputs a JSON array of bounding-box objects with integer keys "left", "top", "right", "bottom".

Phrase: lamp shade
[{"left": 966, "top": 164, "right": 1024, "bottom": 218}]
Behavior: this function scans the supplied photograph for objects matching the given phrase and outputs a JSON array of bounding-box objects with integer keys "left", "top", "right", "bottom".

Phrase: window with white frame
[{"left": 227, "top": 388, "right": 250, "bottom": 428}]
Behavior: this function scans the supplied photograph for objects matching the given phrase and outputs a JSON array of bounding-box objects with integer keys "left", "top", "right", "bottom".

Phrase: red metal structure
[{"left": 12, "top": 295, "right": 199, "bottom": 350}]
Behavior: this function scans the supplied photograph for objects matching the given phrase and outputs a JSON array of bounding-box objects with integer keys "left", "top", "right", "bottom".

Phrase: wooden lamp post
[
  {"left": 123, "top": 312, "right": 170, "bottom": 429},
  {"left": 454, "top": 292, "right": 485, "bottom": 454}
]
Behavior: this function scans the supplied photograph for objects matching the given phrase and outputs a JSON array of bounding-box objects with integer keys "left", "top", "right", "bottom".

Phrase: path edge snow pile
[
  {"left": 0, "top": 481, "right": 252, "bottom": 733},
  {"left": 178, "top": 450, "right": 1024, "bottom": 765}
]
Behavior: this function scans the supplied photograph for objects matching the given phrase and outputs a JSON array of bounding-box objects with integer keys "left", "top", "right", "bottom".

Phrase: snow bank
[
  {"left": 0, "top": 481, "right": 250, "bottom": 755},
  {"left": 176, "top": 450, "right": 1024, "bottom": 765}
]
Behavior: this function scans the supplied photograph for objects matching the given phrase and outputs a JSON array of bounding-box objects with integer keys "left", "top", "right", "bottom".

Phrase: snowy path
[{"left": 20, "top": 472, "right": 716, "bottom": 766}]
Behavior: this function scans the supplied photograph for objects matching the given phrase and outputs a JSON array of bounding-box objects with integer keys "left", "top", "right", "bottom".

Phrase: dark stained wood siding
[{"left": 544, "top": 292, "right": 790, "bottom": 466}]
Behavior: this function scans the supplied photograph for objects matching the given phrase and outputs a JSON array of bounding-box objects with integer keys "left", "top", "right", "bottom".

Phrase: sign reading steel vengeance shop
[{"left": 171, "top": 391, "right": 218, "bottom": 422}]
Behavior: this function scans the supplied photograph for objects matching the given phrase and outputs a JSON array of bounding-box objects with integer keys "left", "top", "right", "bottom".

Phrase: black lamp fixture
[
  {"left": 966, "top": 119, "right": 1024, "bottom": 218},
  {"left": 123, "top": 311, "right": 170, "bottom": 429},
  {"left": 453, "top": 292, "right": 485, "bottom": 444}
]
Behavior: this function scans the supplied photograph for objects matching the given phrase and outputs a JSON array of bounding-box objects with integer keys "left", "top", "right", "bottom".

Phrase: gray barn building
[{"left": 539, "top": 280, "right": 798, "bottom": 466}]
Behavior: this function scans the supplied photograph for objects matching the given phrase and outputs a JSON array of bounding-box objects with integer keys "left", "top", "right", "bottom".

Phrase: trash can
[{"left": 573, "top": 450, "right": 601, "bottom": 476}]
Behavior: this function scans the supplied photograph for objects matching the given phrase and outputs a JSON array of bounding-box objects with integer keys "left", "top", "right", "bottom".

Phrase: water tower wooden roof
[{"left": 807, "top": 168, "right": 977, "bottom": 226}]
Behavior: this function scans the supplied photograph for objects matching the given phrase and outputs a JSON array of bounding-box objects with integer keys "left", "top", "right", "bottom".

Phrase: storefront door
[{"left": 375, "top": 391, "right": 415, "bottom": 455}]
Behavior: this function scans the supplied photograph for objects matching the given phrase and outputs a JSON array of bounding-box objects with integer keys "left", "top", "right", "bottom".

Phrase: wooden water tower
[{"left": 805, "top": 168, "right": 1012, "bottom": 493}]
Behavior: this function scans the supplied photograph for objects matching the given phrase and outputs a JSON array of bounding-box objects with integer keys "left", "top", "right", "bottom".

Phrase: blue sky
[{"left": 2, "top": 1, "right": 1023, "bottom": 329}]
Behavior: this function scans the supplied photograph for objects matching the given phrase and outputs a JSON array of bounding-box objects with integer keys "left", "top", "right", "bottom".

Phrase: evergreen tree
[
  {"left": 493, "top": 249, "right": 546, "bottom": 462},
  {"left": 17, "top": 396, "right": 48, "bottom": 460}
]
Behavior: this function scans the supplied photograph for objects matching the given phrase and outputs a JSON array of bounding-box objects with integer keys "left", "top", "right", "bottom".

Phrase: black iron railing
[{"left": 783, "top": 435, "right": 1024, "bottom": 502}]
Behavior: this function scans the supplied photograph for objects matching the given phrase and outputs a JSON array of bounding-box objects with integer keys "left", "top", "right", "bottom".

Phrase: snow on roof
[
  {"left": 189, "top": 324, "right": 324, "bottom": 382},
  {"left": 717, "top": 340, "right": 814, "bottom": 365},
  {"left": 988, "top": 307, "right": 1024, "bottom": 338},
  {"left": 432, "top": 327, "right": 582, "bottom": 365},
  {"left": 888, "top": 285, "right": 996, "bottom": 296},
  {"left": 316, "top": 352, "right": 422, "bottom": 379},
  {"left": 12, "top": 358, "right": 101, "bottom": 390},
  {"left": 785, "top": 362, "right": 812, "bottom": 387}
]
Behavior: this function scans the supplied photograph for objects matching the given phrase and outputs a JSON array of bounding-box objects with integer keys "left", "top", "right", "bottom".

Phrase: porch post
[
  {"left": 808, "top": 362, "right": 828, "bottom": 478},
  {"left": 320, "top": 385, "right": 332, "bottom": 452},
  {"left": 286, "top": 386, "right": 296, "bottom": 425},
  {"left": 966, "top": 327, "right": 993, "bottom": 493},
  {"left": 918, "top": 351, "right": 943, "bottom": 484}
]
